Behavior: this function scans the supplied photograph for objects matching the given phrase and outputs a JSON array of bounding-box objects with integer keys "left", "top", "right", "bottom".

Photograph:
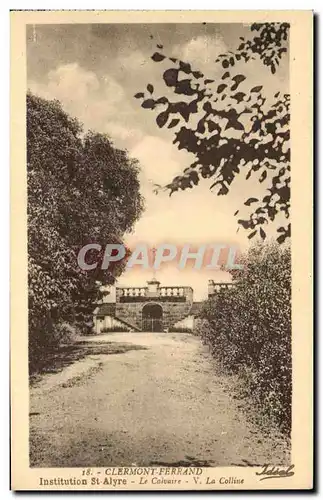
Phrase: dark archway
[{"left": 142, "top": 303, "right": 163, "bottom": 332}]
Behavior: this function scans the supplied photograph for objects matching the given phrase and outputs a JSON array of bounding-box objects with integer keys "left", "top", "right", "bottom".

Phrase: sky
[{"left": 27, "top": 23, "right": 289, "bottom": 300}]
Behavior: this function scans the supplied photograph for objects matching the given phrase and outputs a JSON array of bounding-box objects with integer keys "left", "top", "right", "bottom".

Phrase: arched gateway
[
  {"left": 142, "top": 303, "right": 163, "bottom": 332},
  {"left": 94, "top": 279, "right": 200, "bottom": 333}
]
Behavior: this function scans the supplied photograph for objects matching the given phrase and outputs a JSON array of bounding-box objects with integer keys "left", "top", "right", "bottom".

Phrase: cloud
[
  {"left": 47, "top": 63, "right": 100, "bottom": 101},
  {"left": 117, "top": 49, "right": 149, "bottom": 72},
  {"left": 127, "top": 135, "right": 246, "bottom": 251},
  {"left": 174, "top": 35, "right": 228, "bottom": 69},
  {"left": 104, "top": 122, "right": 143, "bottom": 144},
  {"left": 28, "top": 63, "right": 125, "bottom": 132},
  {"left": 130, "top": 135, "right": 189, "bottom": 186}
]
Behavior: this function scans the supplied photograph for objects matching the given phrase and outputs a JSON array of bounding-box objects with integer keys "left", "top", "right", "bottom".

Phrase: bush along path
[{"left": 198, "top": 241, "right": 291, "bottom": 436}]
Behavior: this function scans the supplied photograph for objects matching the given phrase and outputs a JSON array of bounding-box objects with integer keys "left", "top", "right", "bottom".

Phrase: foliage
[
  {"left": 27, "top": 93, "right": 144, "bottom": 371},
  {"left": 170, "top": 326, "right": 193, "bottom": 333},
  {"left": 198, "top": 241, "right": 291, "bottom": 434},
  {"left": 100, "top": 326, "right": 130, "bottom": 333},
  {"left": 134, "top": 23, "right": 290, "bottom": 243}
]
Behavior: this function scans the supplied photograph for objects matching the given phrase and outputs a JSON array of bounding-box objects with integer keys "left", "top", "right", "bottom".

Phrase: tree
[
  {"left": 27, "top": 93, "right": 144, "bottom": 367},
  {"left": 134, "top": 23, "right": 290, "bottom": 243}
]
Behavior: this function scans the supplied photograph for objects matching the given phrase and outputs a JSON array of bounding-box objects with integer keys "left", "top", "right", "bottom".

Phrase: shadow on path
[{"left": 30, "top": 339, "right": 147, "bottom": 383}]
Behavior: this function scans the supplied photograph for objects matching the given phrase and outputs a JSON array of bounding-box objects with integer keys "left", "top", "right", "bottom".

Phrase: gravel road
[{"left": 30, "top": 331, "right": 289, "bottom": 467}]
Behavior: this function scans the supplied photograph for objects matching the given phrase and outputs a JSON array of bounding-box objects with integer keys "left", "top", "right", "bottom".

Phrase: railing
[
  {"left": 116, "top": 285, "right": 193, "bottom": 302},
  {"left": 119, "top": 295, "right": 186, "bottom": 303},
  {"left": 159, "top": 286, "right": 192, "bottom": 298},
  {"left": 208, "top": 281, "right": 235, "bottom": 295},
  {"left": 117, "top": 287, "right": 148, "bottom": 298}
]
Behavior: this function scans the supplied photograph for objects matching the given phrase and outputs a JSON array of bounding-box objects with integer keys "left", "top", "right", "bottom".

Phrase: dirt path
[{"left": 30, "top": 332, "right": 289, "bottom": 467}]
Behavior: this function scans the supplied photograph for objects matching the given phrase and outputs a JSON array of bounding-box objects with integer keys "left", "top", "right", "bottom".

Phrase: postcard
[{"left": 10, "top": 10, "right": 313, "bottom": 490}]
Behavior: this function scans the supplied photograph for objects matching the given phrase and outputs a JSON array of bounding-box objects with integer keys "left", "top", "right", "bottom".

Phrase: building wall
[
  {"left": 115, "top": 299, "right": 193, "bottom": 331},
  {"left": 172, "top": 315, "right": 195, "bottom": 331},
  {"left": 94, "top": 315, "right": 129, "bottom": 334}
]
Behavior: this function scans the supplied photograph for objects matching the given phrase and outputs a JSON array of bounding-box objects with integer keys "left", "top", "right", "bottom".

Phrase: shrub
[
  {"left": 100, "top": 326, "right": 129, "bottom": 333},
  {"left": 198, "top": 241, "right": 291, "bottom": 434},
  {"left": 170, "top": 326, "right": 193, "bottom": 333},
  {"left": 28, "top": 322, "right": 78, "bottom": 374}
]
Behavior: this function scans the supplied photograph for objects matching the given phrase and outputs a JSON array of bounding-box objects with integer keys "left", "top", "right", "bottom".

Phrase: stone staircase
[{"left": 113, "top": 315, "right": 141, "bottom": 332}]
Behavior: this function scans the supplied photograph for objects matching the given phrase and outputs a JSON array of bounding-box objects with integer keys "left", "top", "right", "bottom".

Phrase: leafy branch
[{"left": 134, "top": 23, "right": 290, "bottom": 243}]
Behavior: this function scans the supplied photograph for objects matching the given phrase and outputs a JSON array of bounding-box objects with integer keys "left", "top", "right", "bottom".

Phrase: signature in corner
[{"left": 256, "top": 464, "right": 295, "bottom": 481}]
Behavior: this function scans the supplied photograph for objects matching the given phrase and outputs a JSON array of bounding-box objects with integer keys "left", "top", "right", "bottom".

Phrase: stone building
[
  {"left": 93, "top": 278, "right": 234, "bottom": 334},
  {"left": 93, "top": 278, "right": 201, "bottom": 333}
]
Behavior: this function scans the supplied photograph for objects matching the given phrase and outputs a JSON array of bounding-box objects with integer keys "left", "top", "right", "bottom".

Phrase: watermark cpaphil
[{"left": 77, "top": 243, "right": 243, "bottom": 271}]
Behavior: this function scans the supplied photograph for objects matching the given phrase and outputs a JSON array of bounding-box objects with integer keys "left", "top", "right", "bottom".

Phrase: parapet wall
[
  {"left": 114, "top": 284, "right": 194, "bottom": 330},
  {"left": 115, "top": 299, "right": 193, "bottom": 331}
]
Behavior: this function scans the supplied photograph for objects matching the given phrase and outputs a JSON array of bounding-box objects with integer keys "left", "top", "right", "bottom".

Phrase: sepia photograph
[{"left": 10, "top": 10, "right": 313, "bottom": 491}]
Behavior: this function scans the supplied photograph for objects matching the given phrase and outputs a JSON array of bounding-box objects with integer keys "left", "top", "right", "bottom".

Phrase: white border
[{"left": 5, "top": 3, "right": 318, "bottom": 499}]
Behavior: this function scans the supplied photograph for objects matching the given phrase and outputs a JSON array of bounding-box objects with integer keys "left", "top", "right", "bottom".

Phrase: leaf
[
  {"left": 197, "top": 120, "right": 205, "bottom": 134},
  {"left": 217, "top": 84, "right": 227, "bottom": 93},
  {"left": 234, "top": 210, "right": 239, "bottom": 216},
  {"left": 156, "top": 111, "right": 169, "bottom": 128},
  {"left": 151, "top": 52, "right": 166, "bottom": 62},
  {"left": 163, "top": 68, "right": 178, "bottom": 87},
  {"left": 176, "top": 102, "right": 190, "bottom": 122},
  {"left": 175, "top": 79, "right": 196, "bottom": 96},
  {"left": 156, "top": 96, "right": 169, "bottom": 105},
  {"left": 222, "top": 72, "right": 230, "bottom": 79},
  {"left": 204, "top": 79, "right": 215, "bottom": 84},
  {"left": 134, "top": 92, "right": 144, "bottom": 99},
  {"left": 232, "top": 92, "right": 245, "bottom": 103},
  {"left": 168, "top": 118, "right": 180, "bottom": 129},
  {"left": 179, "top": 61, "right": 192, "bottom": 74},
  {"left": 244, "top": 197, "right": 259, "bottom": 206},
  {"left": 208, "top": 121, "right": 220, "bottom": 133},
  {"left": 274, "top": 91, "right": 280, "bottom": 98},
  {"left": 169, "top": 188, "right": 178, "bottom": 197},
  {"left": 147, "top": 84, "right": 154, "bottom": 94},
  {"left": 259, "top": 170, "right": 267, "bottom": 183},
  {"left": 260, "top": 227, "right": 266, "bottom": 240},
  {"left": 238, "top": 219, "right": 251, "bottom": 229},
  {"left": 225, "top": 120, "right": 244, "bottom": 131},
  {"left": 157, "top": 44, "right": 163, "bottom": 49},
  {"left": 232, "top": 74, "right": 246, "bottom": 85},
  {"left": 251, "top": 85, "right": 263, "bottom": 93},
  {"left": 169, "top": 57, "right": 178, "bottom": 63},
  {"left": 141, "top": 99, "right": 155, "bottom": 109},
  {"left": 189, "top": 171, "right": 199, "bottom": 185},
  {"left": 203, "top": 101, "right": 213, "bottom": 114},
  {"left": 248, "top": 230, "right": 257, "bottom": 239},
  {"left": 193, "top": 70, "right": 204, "bottom": 79},
  {"left": 218, "top": 184, "right": 229, "bottom": 195},
  {"left": 255, "top": 207, "right": 266, "bottom": 214}
]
